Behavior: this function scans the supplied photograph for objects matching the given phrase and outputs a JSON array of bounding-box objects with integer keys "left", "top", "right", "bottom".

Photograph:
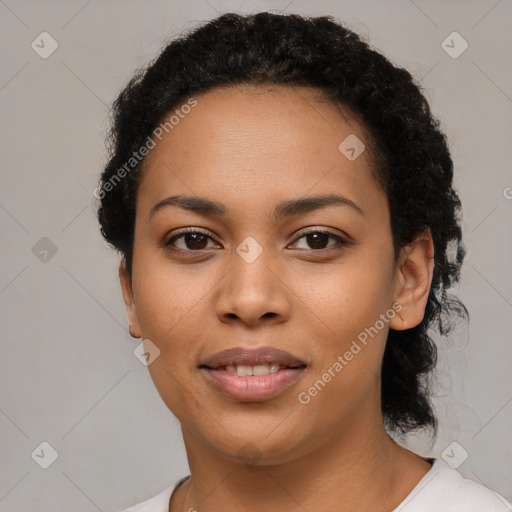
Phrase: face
[{"left": 120, "top": 84, "right": 433, "bottom": 464}]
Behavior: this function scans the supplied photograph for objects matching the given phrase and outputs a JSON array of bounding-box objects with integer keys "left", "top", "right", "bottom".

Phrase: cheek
[
  {"left": 131, "top": 242, "right": 208, "bottom": 339},
  {"left": 130, "top": 256, "right": 210, "bottom": 414},
  {"left": 296, "top": 255, "right": 395, "bottom": 342},
  {"left": 292, "top": 251, "right": 395, "bottom": 404}
]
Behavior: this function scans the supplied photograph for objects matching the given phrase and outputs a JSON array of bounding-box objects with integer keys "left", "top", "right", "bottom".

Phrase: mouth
[
  {"left": 199, "top": 347, "right": 307, "bottom": 402},
  {"left": 208, "top": 362, "right": 301, "bottom": 376}
]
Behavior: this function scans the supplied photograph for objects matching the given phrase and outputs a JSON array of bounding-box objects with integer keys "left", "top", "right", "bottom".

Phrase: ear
[
  {"left": 119, "top": 259, "right": 141, "bottom": 338},
  {"left": 389, "top": 229, "right": 434, "bottom": 331}
]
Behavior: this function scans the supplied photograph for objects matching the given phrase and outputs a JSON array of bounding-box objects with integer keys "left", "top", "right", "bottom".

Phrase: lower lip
[{"left": 202, "top": 367, "right": 305, "bottom": 402}]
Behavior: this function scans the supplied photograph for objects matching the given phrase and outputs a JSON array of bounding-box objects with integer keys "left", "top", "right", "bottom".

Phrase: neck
[{"left": 171, "top": 413, "right": 431, "bottom": 512}]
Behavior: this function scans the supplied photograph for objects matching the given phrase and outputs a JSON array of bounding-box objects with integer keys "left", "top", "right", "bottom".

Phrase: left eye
[{"left": 290, "top": 230, "right": 347, "bottom": 250}]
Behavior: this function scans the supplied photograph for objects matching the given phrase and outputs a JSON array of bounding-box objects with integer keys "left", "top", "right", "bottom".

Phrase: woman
[{"left": 96, "top": 12, "right": 511, "bottom": 512}]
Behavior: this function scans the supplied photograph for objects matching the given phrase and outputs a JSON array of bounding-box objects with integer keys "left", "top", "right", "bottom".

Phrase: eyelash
[{"left": 163, "top": 227, "right": 349, "bottom": 253}]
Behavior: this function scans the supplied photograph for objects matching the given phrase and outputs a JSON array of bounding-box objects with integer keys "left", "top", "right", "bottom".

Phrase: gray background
[{"left": 0, "top": 0, "right": 511, "bottom": 510}]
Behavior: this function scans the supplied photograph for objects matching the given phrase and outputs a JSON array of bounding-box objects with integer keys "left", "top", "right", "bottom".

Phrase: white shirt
[{"left": 120, "top": 459, "right": 512, "bottom": 511}]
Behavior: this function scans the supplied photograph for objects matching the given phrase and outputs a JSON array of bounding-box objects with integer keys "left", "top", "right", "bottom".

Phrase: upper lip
[{"left": 200, "top": 346, "right": 307, "bottom": 369}]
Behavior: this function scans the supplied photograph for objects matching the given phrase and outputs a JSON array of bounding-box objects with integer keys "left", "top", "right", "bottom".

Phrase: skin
[{"left": 120, "top": 84, "right": 435, "bottom": 512}]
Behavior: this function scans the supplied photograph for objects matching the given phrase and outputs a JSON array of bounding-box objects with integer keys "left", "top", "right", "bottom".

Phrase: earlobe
[
  {"left": 119, "top": 260, "right": 141, "bottom": 338},
  {"left": 389, "top": 229, "right": 434, "bottom": 331}
]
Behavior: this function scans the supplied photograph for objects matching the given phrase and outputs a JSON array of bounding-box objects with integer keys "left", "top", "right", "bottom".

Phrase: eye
[
  {"left": 289, "top": 229, "right": 349, "bottom": 251},
  {"left": 164, "top": 227, "right": 349, "bottom": 253},
  {"left": 164, "top": 228, "right": 220, "bottom": 251}
]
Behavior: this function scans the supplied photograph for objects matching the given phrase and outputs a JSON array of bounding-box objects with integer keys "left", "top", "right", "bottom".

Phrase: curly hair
[{"left": 97, "top": 12, "right": 467, "bottom": 436}]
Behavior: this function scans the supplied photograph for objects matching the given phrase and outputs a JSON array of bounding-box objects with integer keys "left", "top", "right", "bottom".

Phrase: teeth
[
  {"left": 236, "top": 365, "right": 253, "bottom": 376},
  {"left": 269, "top": 363, "right": 280, "bottom": 373},
  {"left": 224, "top": 363, "right": 282, "bottom": 376},
  {"left": 252, "top": 364, "right": 270, "bottom": 376}
]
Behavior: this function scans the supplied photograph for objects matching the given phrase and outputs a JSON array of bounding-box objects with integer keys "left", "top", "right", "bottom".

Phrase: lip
[
  {"left": 200, "top": 346, "right": 307, "bottom": 402},
  {"left": 200, "top": 346, "right": 306, "bottom": 369}
]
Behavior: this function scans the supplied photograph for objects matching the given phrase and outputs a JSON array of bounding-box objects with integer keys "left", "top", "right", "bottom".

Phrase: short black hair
[{"left": 97, "top": 12, "right": 467, "bottom": 436}]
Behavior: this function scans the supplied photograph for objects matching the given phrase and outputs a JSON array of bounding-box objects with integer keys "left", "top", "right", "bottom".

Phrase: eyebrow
[{"left": 149, "top": 193, "right": 365, "bottom": 221}]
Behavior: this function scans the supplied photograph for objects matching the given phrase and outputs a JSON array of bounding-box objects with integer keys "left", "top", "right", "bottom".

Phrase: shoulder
[
  {"left": 119, "top": 475, "right": 190, "bottom": 512},
  {"left": 118, "top": 485, "right": 174, "bottom": 512},
  {"left": 395, "top": 459, "right": 512, "bottom": 512}
]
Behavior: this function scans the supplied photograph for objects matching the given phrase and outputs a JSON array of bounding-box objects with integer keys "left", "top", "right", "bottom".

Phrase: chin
[{"left": 190, "top": 411, "right": 315, "bottom": 465}]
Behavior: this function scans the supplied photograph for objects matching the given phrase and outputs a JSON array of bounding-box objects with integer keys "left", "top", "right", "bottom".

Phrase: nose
[{"left": 215, "top": 245, "right": 291, "bottom": 327}]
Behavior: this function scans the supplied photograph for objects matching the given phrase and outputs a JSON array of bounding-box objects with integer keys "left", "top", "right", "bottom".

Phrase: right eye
[{"left": 164, "top": 228, "right": 220, "bottom": 252}]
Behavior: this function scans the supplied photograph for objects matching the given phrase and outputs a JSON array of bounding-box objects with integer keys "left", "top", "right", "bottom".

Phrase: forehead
[{"left": 137, "top": 84, "right": 386, "bottom": 221}]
